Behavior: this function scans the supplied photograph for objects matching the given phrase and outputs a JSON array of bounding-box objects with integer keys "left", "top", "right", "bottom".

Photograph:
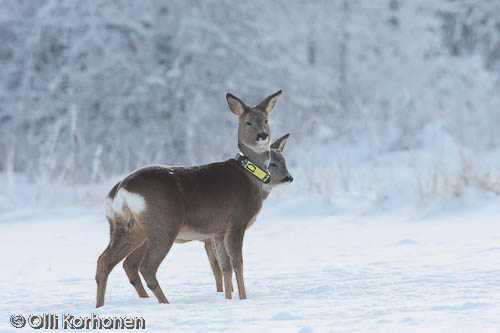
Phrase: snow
[
  {"left": 1, "top": 184, "right": 500, "bottom": 332},
  {"left": 2, "top": 1, "right": 500, "bottom": 331}
]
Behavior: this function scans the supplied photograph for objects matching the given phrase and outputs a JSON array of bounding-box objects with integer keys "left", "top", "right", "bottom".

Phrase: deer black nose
[
  {"left": 257, "top": 132, "right": 268, "bottom": 141},
  {"left": 283, "top": 175, "right": 293, "bottom": 183}
]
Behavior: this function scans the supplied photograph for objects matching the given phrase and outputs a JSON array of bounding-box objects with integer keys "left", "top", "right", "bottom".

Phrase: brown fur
[
  {"left": 121, "top": 133, "right": 293, "bottom": 296},
  {"left": 95, "top": 90, "right": 282, "bottom": 307}
]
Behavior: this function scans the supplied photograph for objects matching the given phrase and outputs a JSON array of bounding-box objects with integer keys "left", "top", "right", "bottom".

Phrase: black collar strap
[{"left": 234, "top": 153, "right": 271, "bottom": 184}]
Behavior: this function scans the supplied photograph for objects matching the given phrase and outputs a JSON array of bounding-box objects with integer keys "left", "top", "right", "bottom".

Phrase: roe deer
[
  {"left": 118, "top": 133, "right": 293, "bottom": 297},
  {"left": 96, "top": 90, "right": 283, "bottom": 307},
  {"left": 200, "top": 133, "right": 293, "bottom": 292}
]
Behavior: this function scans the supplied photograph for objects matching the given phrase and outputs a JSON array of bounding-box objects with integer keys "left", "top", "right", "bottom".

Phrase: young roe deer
[
  {"left": 96, "top": 90, "right": 283, "bottom": 307},
  {"left": 117, "top": 133, "right": 293, "bottom": 297}
]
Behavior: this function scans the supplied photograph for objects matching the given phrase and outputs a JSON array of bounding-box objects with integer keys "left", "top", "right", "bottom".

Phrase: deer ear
[
  {"left": 270, "top": 133, "right": 290, "bottom": 152},
  {"left": 257, "top": 90, "right": 282, "bottom": 115},
  {"left": 226, "top": 93, "right": 247, "bottom": 117}
]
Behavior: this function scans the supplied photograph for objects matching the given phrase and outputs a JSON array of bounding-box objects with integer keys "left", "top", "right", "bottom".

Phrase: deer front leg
[
  {"left": 203, "top": 240, "right": 223, "bottom": 292},
  {"left": 224, "top": 229, "right": 247, "bottom": 300},
  {"left": 212, "top": 237, "right": 233, "bottom": 299}
]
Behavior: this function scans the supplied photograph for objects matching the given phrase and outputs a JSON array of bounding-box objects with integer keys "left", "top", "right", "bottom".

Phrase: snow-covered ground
[
  {"left": 2, "top": 1, "right": 500, "bottom": 331},
  {"left": 1, "top": 181, "right": 500, "bottom": 332}
]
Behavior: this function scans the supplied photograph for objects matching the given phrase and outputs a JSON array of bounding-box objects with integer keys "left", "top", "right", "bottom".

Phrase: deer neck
[
  {"left": 238, "top": 142, "right": 270, "bottom": 170},
  {"left": 238, "top": 142, "right": 270, "bottom": 185}
]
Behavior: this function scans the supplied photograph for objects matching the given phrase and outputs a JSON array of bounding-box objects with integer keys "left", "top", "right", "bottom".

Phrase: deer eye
[
  {"left": 265, "top": 119, "right": 268, "bottom": 124},
  {"left": 246, "top": 121, "right": 253, "bottom": 126},
  {"left": 269, "top": 162, "right": 277, "bottom": 168}
]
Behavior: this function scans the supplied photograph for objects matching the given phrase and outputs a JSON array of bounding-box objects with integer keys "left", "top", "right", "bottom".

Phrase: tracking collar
[{"left": 234, "top": 153, "right": 271, "bottom": 184}]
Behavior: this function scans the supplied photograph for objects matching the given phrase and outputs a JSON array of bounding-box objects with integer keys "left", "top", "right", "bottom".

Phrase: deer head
[
  {"left": 226, "top": 90, "right": 282, "bottom": 154},
  {"left": 269, "top": 133, "right": 293, "bottom": 185}
]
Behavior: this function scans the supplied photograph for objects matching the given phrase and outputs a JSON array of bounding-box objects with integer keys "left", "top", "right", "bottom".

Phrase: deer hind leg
[
  {"left": 96, "top": 217, "right": 117, "bottom": 260},
  {"left": 123, "top": 240, "right": 149, "bottom": 298},
  {"left": 203, "top": 240, "right": 223, "bottom": 292},
  {"left": 225, "top": 229, "right": 247, "bottom": 300},
  {"left": 139, "top": 233, "right": 177, "bottom": 304},
  {"left": 95, "top": 220, "right": 145, "bottom": 308},
  {"left": 212, "top": 237, "right": 233, "bottom": 299}
]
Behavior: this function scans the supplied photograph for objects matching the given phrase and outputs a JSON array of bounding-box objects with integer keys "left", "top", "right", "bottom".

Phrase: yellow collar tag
[{"left": 235, "top": 154, "right": 271, "bottom": 184}]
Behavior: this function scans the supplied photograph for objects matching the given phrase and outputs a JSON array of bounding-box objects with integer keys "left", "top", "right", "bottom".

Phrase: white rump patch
[
  {"left": 104, "top": 197, "right": 114, "bottom": 219},
  {"left": 106, "top": 188, "right": 146, "bottom": 218}
]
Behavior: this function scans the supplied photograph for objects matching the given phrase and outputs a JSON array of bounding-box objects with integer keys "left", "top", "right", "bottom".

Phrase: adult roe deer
[
  {"left": 96, "top": 90, "right": 283, "bottom": 307},
  {"left": 117, "top": 133, "right": 293, "bottom": 297}
]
